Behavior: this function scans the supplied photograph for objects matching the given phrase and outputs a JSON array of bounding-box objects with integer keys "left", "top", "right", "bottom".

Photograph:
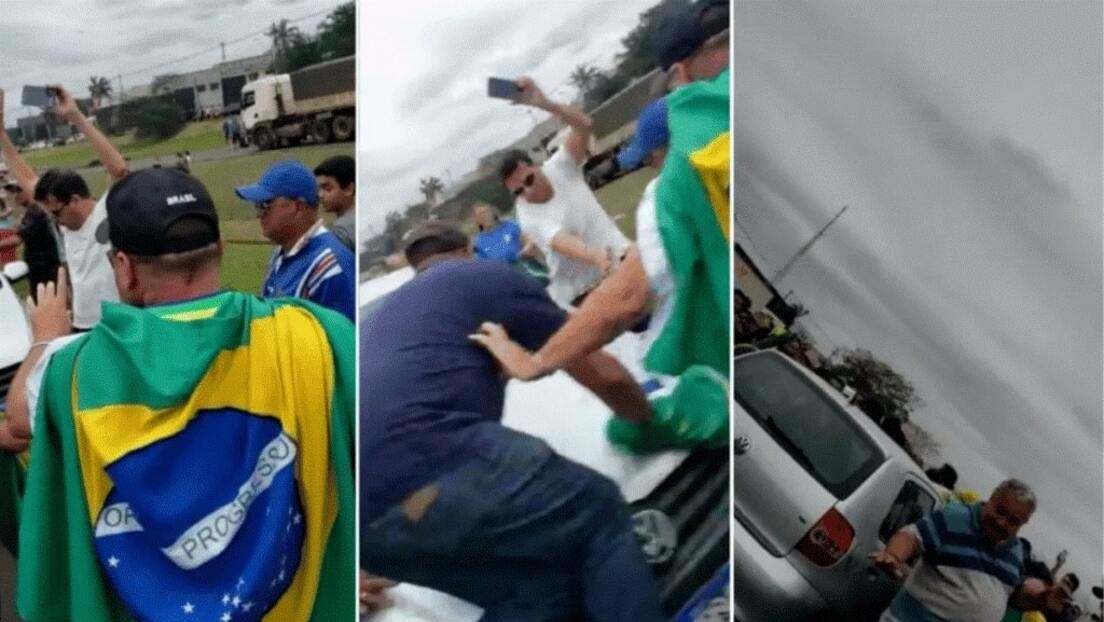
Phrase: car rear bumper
[{"left": 732, "top": 515, "right": 827, "bottom": 622}]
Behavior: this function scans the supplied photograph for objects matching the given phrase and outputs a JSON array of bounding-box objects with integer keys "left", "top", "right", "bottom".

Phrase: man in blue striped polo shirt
[
  {"left": 236, "top": 160, "right": 355, "bottom": 321},
  {"left": 871, "top": 479, "right": 1071, "bottom": 622}
]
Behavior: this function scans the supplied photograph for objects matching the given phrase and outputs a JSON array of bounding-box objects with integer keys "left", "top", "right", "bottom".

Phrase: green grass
[
  {"left": 19, "top": 140, "right": 353, "bottom": 291},
  {"left": 79, "top": 142, "right": 354, "bottom": 245},
  {"left": 12, "top": 242, "right": 275, "bottom": 300},
  {"left": 594, "top": 167, "right": 658, "bottom": 241},
  {"left": 221, "top": 241, "right": 272, "bottom": 293},
  {"left": 19, "top": 120, "right": 228, "bottom": 170}
]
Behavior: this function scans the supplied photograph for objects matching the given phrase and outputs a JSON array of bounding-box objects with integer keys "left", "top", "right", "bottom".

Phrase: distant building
[
  {"left": 158, "top": 50, "right": 275, "bottom": 118},
  {"left": 15, "top": 114, "right": 73, "bottom": 144},
  {"left": 735, "top": 242, "right": 797, "bottom": 326},
  {"left": 99, "top": 49, "right": 275, "bottom": 122}
]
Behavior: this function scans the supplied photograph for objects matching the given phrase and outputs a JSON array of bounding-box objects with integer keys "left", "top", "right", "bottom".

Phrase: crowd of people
[
  {"left": 0, "top": 82, "right": 357, "bottom": 620},
  {"left": 358, "top": 0, "right": 731, "bottom": 618}
]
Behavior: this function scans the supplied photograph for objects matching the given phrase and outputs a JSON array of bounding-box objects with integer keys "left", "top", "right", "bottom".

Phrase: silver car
[{"left": 732, "top": 350, "right": 942, "bottom": 621}]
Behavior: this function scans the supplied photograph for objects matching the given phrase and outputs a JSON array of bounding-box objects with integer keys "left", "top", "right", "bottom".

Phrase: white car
[
  {"left": 731, "top": 350, "right": 942, "bottom": 621},
  {"left": 360, "top": 268, "right": 730, "bottom": 621},
  {"left": 0, "top": 261, "right": 31, "bottom": 411}
]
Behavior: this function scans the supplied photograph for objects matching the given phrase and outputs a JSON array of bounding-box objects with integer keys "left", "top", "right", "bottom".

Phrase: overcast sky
[
  {"left": 0, "top": 0, "right": 335, "bottom": 124},
  {"left": 356, "top": 0, "right": 659, "bottom": 238},
  {"left": 734, "top": 1, "right": 1102, "bottom": 589}
]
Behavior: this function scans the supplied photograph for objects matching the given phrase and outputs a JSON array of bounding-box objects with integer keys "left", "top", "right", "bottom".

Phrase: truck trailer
[{"left": 240, "top": 55, "right": 355, "bottom": 150}]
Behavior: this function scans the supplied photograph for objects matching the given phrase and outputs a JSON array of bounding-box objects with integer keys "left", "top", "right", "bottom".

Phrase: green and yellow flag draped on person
[
  {"left": 646, "top": 67, "right": 731, "bottom": 377},
  {"left": 609, "top": 69, "right": 731, "bottom": 454},
  {"left": 17, "top": 291, "right": 355, "bottom": 622}
]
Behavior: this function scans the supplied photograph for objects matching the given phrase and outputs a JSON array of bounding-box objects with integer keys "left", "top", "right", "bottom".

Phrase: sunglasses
[
  {"left": 254, "top": 198, "right": 277, "bottom": 214},
  {"left": 511, "top": 173, "right": 535, "bottom": 197}
]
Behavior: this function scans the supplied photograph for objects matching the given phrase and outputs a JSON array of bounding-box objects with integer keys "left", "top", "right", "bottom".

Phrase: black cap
[
  {"left": 652, "top": 0, "right": 729, "bottom": 70},
  {"left": 99, "top": 168, "right": 220, "bottom": 255}
]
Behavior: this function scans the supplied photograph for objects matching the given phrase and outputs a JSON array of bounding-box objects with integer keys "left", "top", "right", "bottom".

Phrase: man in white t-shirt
[
  {"left": 499, "top": 77, "right": 628, "bottom": 308},
  {"left": 3, "top": 85, "right": 129, "bottom": 330}
]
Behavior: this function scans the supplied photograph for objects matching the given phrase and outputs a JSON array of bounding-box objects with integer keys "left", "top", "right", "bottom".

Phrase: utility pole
[
  {"left": 116, "top": 75, "right": 124, "bottom": 102},
  {"left": 220, "top": 42, "right": 226, "bottom": 62},
  {"left": 771, "top": 204, "right": 849, "bottom": 283}
]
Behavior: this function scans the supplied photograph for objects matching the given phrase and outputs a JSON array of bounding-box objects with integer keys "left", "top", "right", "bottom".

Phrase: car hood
[{"left": 0, "top": 277, "right": 31, "bottom": 369}]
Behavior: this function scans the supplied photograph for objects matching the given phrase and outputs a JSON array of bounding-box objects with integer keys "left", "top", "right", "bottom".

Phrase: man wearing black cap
[
  {"left": 4, "top": 168, "right": 356, "bottom": 622},
  {"left": 654, "top": 0, "right": 730, "bottom": 88}
]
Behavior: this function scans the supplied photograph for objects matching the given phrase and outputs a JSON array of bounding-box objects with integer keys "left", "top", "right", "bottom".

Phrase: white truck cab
[{"left": 240, "top": 75, "right": 293, "bottom": 132}]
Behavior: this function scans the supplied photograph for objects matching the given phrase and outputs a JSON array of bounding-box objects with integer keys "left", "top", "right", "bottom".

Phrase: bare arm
[
  {"left": 0, "top": 90, "right": 41, "bottom": 196},
  {"left": 868, "top": 529, "right": 921, "bottom": 580},
  {"left": 564, "top": 350, "right": 652, "bottom": 423},
  {"left": 549, "top": 230, "right": 609, "bottom": 271},
  {"left": 50, "top": 85, "right": 128, "bottom": 183},
  {"left": 469, "top": 248, "right": 651, "bottom": 380},
  {"left": 533, "top": 248, "right": 650, "bottom": 369},
  {"left": 516, "top": 77, "right": 592, "bottom": 164},
  {"left": 7, "top": 268, "right": 72, "bottom": 439}
]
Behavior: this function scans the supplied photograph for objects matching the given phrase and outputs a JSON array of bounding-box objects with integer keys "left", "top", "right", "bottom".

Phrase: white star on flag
[
  {"left": 242, "top": 602, "right": 254, "bottom": 613},
  {"left": 293, "top": 513, "right": 301, "bottom": 525},
  {"left": 232, "top": 595, "right": 241, "bottom": 608},
  {"left": 181, "top": 602, "right": 194, "bottom": 614},
  {"left": 220, "top": 613, "right": 232, "bottom": 622},
  {"left": 277, "top": 569, "right": 286, "bottom": 582},
  {"left": 107, "top": 556, "right": 120, "bottom": 568},
  {"left": 222, "top": 593, "right": 231, "bottom": 605}
]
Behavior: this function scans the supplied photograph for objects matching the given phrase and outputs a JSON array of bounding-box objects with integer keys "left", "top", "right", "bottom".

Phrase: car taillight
[{"left": 795, "top": 507, "right": 854, "bottom": 566}]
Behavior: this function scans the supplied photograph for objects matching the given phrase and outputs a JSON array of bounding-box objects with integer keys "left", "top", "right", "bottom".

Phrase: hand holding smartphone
[
  {"left": 487, "top": 78, "right": 520, "bottom": 101},
  {"left": 21, "top": 85, "right": 56, "bottom": 109}
]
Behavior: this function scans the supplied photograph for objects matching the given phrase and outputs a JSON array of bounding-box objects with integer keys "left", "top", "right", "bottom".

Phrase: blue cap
[
  {"left": 652, "top": 0, "right": 729, "bottom": 70},
  {"left": 617, "top": 98, "right": 668, "bottom": 170},
  {"left": 235, "top": 160, "right": 318, "bottom": 206}
]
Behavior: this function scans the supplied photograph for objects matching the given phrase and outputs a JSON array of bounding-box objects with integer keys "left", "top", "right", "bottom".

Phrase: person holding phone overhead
[
  {"left": 496, "top": 77, "right": 629, "bottom": 308},
  {"left": 0, "top": 85, "right": 128, "bottom": 330}
]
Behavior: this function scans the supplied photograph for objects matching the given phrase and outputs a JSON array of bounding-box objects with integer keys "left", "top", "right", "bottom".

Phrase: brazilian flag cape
[
  {"left": 17, "top": 291, "right": 355, "bottom": 622},
  {"left": 645, "top": 68, "right": 731, "bottom": 377},
  {"left": 610, "top": 69, "right": 731, "bottom": 454}
]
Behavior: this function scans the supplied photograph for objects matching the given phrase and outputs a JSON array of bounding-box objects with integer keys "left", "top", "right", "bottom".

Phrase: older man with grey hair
[{"left": 870, "top": 478, "right": 1071, "bottom": 621}]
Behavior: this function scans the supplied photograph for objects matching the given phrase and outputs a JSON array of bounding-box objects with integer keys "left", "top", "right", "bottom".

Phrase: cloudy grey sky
[
  {"left": 0, "top": 0, "right": 335, "bottom": 123},
  {"left": 735, "top": 1, "right": 1102, "bottom": 587},
  {"left": 357, "top": 0, "right": 659, "bottom": 238}
]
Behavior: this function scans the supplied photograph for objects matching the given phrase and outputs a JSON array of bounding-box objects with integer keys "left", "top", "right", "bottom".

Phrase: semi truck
[{"left": 240, "top": 55, "right": 355, "bottom": 150}]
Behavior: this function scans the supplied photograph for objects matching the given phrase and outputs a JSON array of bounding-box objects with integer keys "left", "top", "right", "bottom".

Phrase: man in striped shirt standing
[
  {"left": 237, "top": 160, "right": 355, "bottom": 321},
  {"left": 871, "top": 479, "right": 1072, "bottom": 622}
]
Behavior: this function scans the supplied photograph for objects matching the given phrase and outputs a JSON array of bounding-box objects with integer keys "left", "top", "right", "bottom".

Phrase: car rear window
[{"left": 733, "top": 353, "right": 885, "bottom": 498}]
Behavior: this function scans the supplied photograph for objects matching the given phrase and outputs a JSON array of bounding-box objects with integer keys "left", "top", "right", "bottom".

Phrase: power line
[{"left": 114, "top": 4, "right": 341, "bottom": 80}]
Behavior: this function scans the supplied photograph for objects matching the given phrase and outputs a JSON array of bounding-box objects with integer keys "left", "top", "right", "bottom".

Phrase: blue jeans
[{"left": 361, "top": 425, "right": 664, "bottom": 622}]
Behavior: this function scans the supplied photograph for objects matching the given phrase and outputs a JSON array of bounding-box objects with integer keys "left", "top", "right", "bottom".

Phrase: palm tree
[
  {"left": 267, "top": 19, "right": 302, "bottom": 70},
  {"left": 568, "top": 64, "right": 602, "bottom": 100},
  {"left": 88, "top": 76, "right": 113, "bottom": 111},
  {"left": 418, "top": 176, "right": 445, "bottom": 206}
]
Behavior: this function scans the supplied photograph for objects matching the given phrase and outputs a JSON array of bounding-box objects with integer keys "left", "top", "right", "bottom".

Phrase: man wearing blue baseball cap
[{"left": 236, "top": 160, "right": 355, "bottom": 321}]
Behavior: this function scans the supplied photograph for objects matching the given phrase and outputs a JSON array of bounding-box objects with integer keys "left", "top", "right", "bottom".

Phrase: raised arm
[
  {"left": 50, "top": 85, "right": 128, "bottom": 183},
  {"left": 516, "top": 77, "right": 592, "bottom": 164},
  {"left": 0, "top": 90, "right": 41, "bottom": 196}
]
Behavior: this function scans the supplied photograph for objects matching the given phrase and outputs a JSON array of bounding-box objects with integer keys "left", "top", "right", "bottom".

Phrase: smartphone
[
  {"left": 487, "top": 77, "right": 520, "bottom": 101},
  {"left": 22, "top": 85, "right": 55, "bottom": 108}
]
